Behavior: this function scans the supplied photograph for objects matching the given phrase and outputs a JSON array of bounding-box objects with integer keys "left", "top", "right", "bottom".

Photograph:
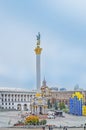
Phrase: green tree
[
  {"left": 47, "top": 99, "right": 52, "bottom": 108},
  {"left": 54, "top": 101, "right": 58, "bottom": 110},
  {"left": 59, "top": 102, "right": 66, "bottom": 110}
]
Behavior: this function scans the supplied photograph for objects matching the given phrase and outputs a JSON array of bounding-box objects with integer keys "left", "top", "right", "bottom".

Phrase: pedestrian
[
  {"left": 65, "top": 127, "right": 67, "bottom": 130},
  {"left": 8, "top": 120, "right": 11, "bottom": 125},
  {"left": 63, "top": 126, "right": 67, "bottom": 130},
  {"left": 84, "top": 124, "right": 86, "bottom": 130},
  {"left": 49, "top": 125, "right": 53, "bottom": 130},
  {"left": 51, "top": 126, "right": 53, "bottom": 130},
  {"left": 42, "top": 126, "right": 45, "bottom": 130},
  {"left": 63, "top": 126, "right": 66, "bottom": 130},
  {"left": 48, "top": 125, "right": 53, "bottom": 130},
  {"left": 48, "top": 125, "right": 51, "bottom": 130}
]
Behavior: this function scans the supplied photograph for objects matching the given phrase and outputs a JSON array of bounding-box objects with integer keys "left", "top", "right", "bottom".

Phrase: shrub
[
  {"left": 42, "top": 119, "right": 47, "bottom": 125},
  {"left": 25, "top": 115, "right": 39, "bottom": 125},
  {"left": 39, "top": 119, "right": 47, "bottom": 125}
]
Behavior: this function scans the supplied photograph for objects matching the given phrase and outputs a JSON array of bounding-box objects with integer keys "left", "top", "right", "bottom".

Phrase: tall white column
[
  {"left": 36, "top": 54, "right": 41, "bottom": 91},
  {"left": 34, "top": 32, "right": 42, "bottom": 92}
]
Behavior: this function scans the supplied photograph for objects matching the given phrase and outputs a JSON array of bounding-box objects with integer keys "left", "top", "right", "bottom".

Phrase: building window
[
  {"left": 5, "top": 98, "right": 7, "bottom": 101},
  {"left": 5, "top": 103, "right": 7, "bottom": 105},
  {"left": 8, "top": 99, "right": 10, "bottom": 101},
  {"left": 9, "top": 103, "right": 10, "bottom": 105},
  {"left": 2, "top": 103, "right": 4, "bottom": 105},
  {"left": 12, "top": 103, "right": 14, "bottom": 105},
  {"left": 8, "top": 94, "right": 10, "bottom": 97},
  {"left": 2, "top": 99, "right": 3, "bottom": 102}
]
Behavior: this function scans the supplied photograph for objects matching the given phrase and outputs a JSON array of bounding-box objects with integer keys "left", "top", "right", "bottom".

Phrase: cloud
[{"left": 42, "top": 0, "right": 86, "bottom": 22}]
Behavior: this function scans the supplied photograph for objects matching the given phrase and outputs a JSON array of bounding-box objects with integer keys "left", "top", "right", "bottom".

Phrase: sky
[{"left": 0, "top": 0, "right": 86, "bottom": 90}]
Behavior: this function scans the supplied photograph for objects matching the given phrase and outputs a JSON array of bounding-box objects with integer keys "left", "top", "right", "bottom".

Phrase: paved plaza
[
  {"left": 47, "top": 113, "right": 86, "bottom": 127},
  {"left": 0, "top": 111, "right": 86, "bottom": 129},
  {"left": 0, "top": 127, "right": 85, "bottom": 130}
]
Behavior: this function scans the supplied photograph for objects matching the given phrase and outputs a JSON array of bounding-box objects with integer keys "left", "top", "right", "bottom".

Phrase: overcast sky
[{"left": 0, "top": 0, "right": 86, "bottom": 90}]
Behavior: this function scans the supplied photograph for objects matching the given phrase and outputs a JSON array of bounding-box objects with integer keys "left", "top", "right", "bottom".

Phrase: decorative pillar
[{"left": 34, "top": 32, "right": 42, "bottom": 92}]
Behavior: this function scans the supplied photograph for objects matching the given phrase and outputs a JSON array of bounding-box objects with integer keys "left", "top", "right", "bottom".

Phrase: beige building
[
  {"left": 50, "top": 90, "right": 86, "bottom": 106},
  {"left": 40, "top": 79, "right": 86, "bottom": 106}
]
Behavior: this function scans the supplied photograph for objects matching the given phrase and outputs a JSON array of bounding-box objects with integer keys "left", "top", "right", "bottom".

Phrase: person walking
[
  {"left": 84, "top": 124, "right": 86, "bottom": 130},
  {"left": 42, "top": 126, "right": 45, "bottom": 130},
  {"left": 63, "top": 126, "right": 67, "bottom": 130},
  {"left": 48, "top": 125, "right": 51, "bottom": 130},
  {"left": 48, "top": 125, "right": 53, "bottom": 130}
]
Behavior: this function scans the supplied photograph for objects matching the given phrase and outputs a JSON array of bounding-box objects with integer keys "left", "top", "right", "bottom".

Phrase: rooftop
[{"left": 0, "top": 87, "right": 36, "bottom": 93}]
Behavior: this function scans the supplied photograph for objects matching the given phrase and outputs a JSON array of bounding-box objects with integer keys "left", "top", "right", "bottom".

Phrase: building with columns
[
  {"left": 30, "top": 93, "right": 48, "bottom": 115},
  {"left": 0, "top": 88, "right": 36, "bottom": 111}
]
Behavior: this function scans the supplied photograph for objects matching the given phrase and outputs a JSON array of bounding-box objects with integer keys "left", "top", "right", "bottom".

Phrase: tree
[
  {"left": 47, "top": 99, "right": 52, "bottom": 108},
  {"left": 54, "top": 101, "right": 58, "bottom": 110},
  {"left": 59, "top": 102, "right": 66, "bottom": 110}
]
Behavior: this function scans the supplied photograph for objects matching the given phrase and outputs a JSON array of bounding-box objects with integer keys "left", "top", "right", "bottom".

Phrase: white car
[{"left": 47, "top": 115, "right": 55, "bottom": 119}]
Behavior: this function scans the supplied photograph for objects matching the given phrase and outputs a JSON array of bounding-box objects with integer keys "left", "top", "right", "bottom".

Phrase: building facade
[
  {"left": 0, "top": 87, "right": 86, "bottom": 111},
  {"left": 0, "top": 88, "right": 36, "bottom": 111},
  {"left": 40, "top": 80, "right": 86, "bottom": 106},
  {"left": 30, "top": 93, "right": 48, "bottom": 115},
  {"left": 50, "top": 90, "right": 86, "bottom": 106}
]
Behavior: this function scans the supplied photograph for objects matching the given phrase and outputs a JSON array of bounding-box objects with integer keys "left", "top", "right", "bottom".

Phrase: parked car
[
  {"left": 47, "top": 115, "right": 55, "bottom": 119},
  {"left": 47, "top": 111, "right": 55, "bottom": 116}
]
